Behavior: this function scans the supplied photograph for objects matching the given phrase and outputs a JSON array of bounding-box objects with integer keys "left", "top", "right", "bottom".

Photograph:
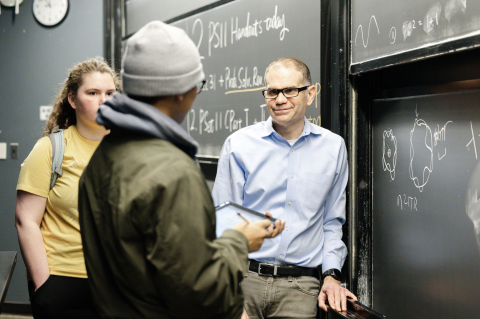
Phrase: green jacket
[{"left": 79, "top": 132, "right": 249, "bottom": 319}]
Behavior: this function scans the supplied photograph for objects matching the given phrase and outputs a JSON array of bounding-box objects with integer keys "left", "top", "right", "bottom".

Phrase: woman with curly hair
[{"left": 15, "top": 58, "right": 120, "bottom": 318}]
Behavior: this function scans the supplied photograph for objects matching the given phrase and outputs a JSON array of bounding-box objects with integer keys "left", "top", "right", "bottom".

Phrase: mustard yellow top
[{"left": 17, "top": 125, "right": 100, "bottom": 278}]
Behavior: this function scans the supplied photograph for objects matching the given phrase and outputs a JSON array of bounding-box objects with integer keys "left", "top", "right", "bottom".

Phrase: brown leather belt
[{"left": 248, "top": 260, "right": 320, "bottom": 279}]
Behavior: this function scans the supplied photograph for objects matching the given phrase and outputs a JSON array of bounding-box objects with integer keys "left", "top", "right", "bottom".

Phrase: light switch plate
[
  {"left": 0, "top": 142, "right": 6, "bottom": 160},
  {"left": 40, "top": 106, "right": 53, "bottom": 121},
  {"left": 10, "top": 143, "right": 18, "bottom": 160}
]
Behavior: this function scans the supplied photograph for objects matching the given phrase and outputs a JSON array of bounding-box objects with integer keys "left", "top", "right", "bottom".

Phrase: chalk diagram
[
  {"left": 409, "top": 114, "right": 433, "bottom": 192},
  {"left": 466, "top": 160, "right": 480, "bottom": 253},
  {"left": 355, "top": 15, "right": 380, "bottom": 48},
  {"left": 382, "top": 129, "right": 397, "bottom": 180}
]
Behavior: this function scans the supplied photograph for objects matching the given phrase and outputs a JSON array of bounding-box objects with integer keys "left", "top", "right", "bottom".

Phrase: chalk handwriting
[
  {"left": 192, "top": 19, "right": 205, "bottom": 60},
  {"left": 307, "top": 116, "right": 321, "bottom": 126},
  {"left": 231, "top": 13, "right": 262, "bottom": 43},
  {"left": 389, "top": 27, "right": 397, "bottom": 44},
  {"left": 202, "top": 5, "right": 290, "bottom": 57},
  {"left": 199, "top": 109, "right": 215, "bottom": 134},
  {"left": 315, "top": 83, "right": 321, "bottom": 109},
  {"left": 466, "top": 121, "right": 478, "bottom": 159},
  {"left": 433, "top": 121, "right": 452, "bottom": 160},
  {"left": 424, "top": 3, "right": 441, "bottom": 34},
  {"left": 186, "top": 104, "right": 268, "bottom": 136},
  {"left": 382, "top": 129, "right": 397, "bottom": 180},
  {"left": 187, "top": 109, "right": 197, "bottom": 135},
  {"left": 397, "top": 194, "right": 418, "bottom": 211},
  {"left": 209, "top": 20, "right": 228, "bottom": 57},
  {"left": 354, "top": 15, "right": 380, "bottom": 48},
  {"left": 263, "top": 6, "right": 289, "bottom": 41},
  {"left": 402, "top": 20, "right": 416, "bottom": 41},
  {"left": 224, "top": 66, "right": 263, "bottom": 91}
]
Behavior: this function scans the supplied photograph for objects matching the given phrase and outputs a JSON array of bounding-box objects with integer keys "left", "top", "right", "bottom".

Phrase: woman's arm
[{"left": 15, "top": 190, "right": 50, "bottom": 291}]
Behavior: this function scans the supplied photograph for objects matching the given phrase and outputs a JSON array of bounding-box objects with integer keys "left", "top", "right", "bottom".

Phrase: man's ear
[
  {"left": 174, "top": 93, "right": 185, "bottom": 102},
  {"left": 68, "top": 93, "right": 76, "bottom": 109},
  {"left": 306, "top": 85, "right": 316, "bottom": 106}
]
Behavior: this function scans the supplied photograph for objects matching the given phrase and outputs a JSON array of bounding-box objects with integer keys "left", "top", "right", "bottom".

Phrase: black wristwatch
[{"left": 321, "top": 268, "right": 342, "bottom": 281}]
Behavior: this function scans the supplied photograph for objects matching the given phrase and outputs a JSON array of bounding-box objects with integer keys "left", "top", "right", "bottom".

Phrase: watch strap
[{"left": 321, "top": 268, "right": 342, "bottom": 281}]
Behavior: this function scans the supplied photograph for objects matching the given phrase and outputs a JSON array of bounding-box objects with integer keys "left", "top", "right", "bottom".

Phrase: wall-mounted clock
[{"left": 32, "top": 0, "right": 68, "bottom": 26}]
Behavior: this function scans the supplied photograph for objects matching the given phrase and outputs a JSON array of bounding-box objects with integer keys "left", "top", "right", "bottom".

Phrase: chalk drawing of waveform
[{"left": 355, "top": 15, "right": 380, "bottom": 48}]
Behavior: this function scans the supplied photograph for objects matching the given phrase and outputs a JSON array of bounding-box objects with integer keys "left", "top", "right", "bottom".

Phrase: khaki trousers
[{"left": 241, "top": 270, "right": 321, "bottom": 319}]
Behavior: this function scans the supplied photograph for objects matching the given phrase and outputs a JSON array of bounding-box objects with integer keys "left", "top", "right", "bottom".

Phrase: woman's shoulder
[
  {"left": 30, "top": 135, "right": 52, "bottom": 156},
  {"left": 62, "top": 125, "right": 76, "bottom": 139}
]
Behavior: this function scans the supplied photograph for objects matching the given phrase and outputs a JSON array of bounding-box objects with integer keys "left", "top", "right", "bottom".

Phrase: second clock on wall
[{"left": 33, "top": 0, "right": 69, "bottom": 27}]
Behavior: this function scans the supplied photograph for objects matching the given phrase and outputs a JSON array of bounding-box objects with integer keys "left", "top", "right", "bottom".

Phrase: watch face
[{"left": 32, "top": 0, "right": 69, "bottom": 26}]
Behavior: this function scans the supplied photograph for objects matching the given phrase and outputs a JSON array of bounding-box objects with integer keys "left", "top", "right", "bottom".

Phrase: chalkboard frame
[
  {"left": 351, "top": 34, "right": 480, "bottom": 75},
  {"left": 351, "top": 46, "right": 480, "bottom": 312}
]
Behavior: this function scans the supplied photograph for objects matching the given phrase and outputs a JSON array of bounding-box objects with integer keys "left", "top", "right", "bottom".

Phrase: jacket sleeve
[
  {"left": 140, "top": 162, "right": 248, "bottom": 318},
  {"left": 322, "top": 138, "right": 348, "bottom": 273}
]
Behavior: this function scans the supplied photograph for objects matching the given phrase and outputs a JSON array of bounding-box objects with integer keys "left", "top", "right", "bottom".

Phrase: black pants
[{"left": 28, "top": 275, "right": 100, "bottom": 319}]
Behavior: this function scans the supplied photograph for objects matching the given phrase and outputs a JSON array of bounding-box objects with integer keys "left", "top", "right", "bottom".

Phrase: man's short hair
[{"left": 264, "top": 57, "right": 312, "bottom": 86}]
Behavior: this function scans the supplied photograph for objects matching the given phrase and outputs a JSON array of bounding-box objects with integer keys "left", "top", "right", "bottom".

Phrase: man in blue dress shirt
[{"left": 212, "top": 57, "right": 357, "bottom": 318}]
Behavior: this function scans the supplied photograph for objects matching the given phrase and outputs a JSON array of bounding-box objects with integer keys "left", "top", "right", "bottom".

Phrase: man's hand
[
  {"left": 232, "top": 211, "right": 285, "bottom": 252},
  {"left": 241, "top": 308, "right": 250, "bottom": 319},
  {"left": 318, "top": 276, "right": 357, "bottom": 312}
]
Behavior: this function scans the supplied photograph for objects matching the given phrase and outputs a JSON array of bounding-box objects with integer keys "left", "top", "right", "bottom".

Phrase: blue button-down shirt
[{"left": 212, "top": 117, "right": 348, "bottom": 271}]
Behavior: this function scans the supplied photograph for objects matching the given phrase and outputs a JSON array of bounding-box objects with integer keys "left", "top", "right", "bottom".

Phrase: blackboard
[
  {"left": 172, "top": 0, "right": 321, "bottom": 157},
  {"left": 351, "top": 0, "right": 480, "bottom": 72},
  {"left": 372, "top": 91, "right": 480, "bottom": 319}
]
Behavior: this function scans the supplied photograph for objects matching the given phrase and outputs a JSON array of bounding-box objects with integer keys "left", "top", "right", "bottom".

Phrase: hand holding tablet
[{"left": 216, "top": 202, "right": 285, "bottom": 252}]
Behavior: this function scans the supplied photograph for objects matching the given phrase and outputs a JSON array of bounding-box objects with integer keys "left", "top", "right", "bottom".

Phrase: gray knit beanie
[{"left": 122, "top": 20, "right": 204, "bottom": 96}]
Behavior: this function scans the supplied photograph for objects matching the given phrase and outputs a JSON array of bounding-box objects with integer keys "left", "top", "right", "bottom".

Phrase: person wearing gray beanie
[
  {"left": 122, "top": 20, "right": 205, "bottom": 97},
  {"left": 78, "top": 20, "right": 285, "bottom": 319}
]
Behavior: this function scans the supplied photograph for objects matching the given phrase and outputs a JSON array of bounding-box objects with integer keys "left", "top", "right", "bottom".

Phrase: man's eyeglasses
[
  {"left": 196, "top": 80, "right": 206, "bottom": 94},
  {"left": 262, "top": 86, "right": 310, "bottom": 99}
]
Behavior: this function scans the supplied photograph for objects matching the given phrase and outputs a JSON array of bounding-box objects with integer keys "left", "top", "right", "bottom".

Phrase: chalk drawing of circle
[
  {"left": 409, "top": 118, "right": 433, "bottom": 192},
  {"left": 382, "top": 130, "right": 397, "bottom": 180},
  {"left": 466, "top": 161, "right": 480, "bottom": 252}
]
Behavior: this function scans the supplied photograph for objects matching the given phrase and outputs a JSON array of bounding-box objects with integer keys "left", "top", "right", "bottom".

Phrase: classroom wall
[{"left": 0, "top": 0, "right": 104, "bottom": 303}]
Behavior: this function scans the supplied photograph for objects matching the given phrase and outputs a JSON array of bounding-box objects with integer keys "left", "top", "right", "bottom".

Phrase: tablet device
[{"left": 215, "top": 201, "right": 277, "bottom": 238}]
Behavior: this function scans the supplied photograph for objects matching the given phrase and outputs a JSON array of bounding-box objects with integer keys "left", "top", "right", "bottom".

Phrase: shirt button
[
  {"left": 290, "top": 149, "right": 294, "bottom": 152},
  {"left": 291, "top": 175, "right": 294, "bottom": 178},
  {"left": 286, "top": 228, "right": 290, "bottom": 231},
  {"left": 279, "top": 255, "right": 283, "bottom": 259},
  {"left": 288, "top": 201, "right": 292, "bottom": 205}
]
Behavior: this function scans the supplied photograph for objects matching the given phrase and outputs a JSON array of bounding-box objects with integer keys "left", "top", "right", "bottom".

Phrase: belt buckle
[{"left": 258, "top": 263, "right": 278, "bottom": 276}]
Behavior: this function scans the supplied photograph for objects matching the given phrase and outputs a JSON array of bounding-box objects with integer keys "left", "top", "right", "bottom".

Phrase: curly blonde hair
[{"left": 43, "top": 58, "right": 121, "bottom": 136}]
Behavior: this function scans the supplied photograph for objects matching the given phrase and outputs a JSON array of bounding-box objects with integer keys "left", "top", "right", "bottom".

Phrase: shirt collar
[
  {"left": 261, "top": 117, "right": 275, "bottom": 137},
  {"left": 261, "top": 116, "right": 323, "bottom": 138}
]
